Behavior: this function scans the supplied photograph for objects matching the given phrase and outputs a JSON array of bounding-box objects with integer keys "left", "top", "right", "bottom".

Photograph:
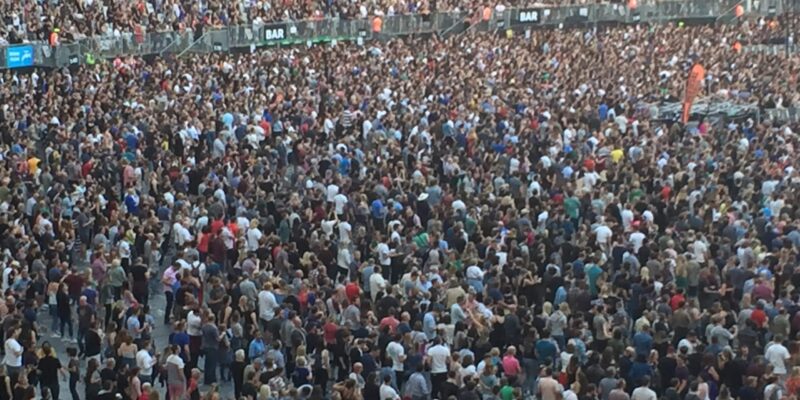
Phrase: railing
[
  {"left": 0, "top": 0, "right": 795, "bottom": 69},
  {"left": 764, "top": 107, "right": 800, "bottom": 123}
]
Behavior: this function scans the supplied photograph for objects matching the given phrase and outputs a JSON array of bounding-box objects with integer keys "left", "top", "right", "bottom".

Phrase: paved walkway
[{"left": 37, "top": 292, "right": 236, "bottom": 400}]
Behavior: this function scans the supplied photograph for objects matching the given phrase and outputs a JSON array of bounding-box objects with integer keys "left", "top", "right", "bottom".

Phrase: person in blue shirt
[
  {"left": 628, "top": 353, "right": 653, "bottom": 385},
  {"left": 169, "top": 322, "right": 191, "bottom": 362},
  {"left": 535, "top": 329, "right": 558, "bottom": 368},
  {"left": 125, "top": 132, "right": 138, "bottom": 151},
  {"left": 633, "top": 325, "right": 654, "bottom": 357},
  {"left": 248, "top": 331, "right": 266, "bottom": 362},
  {"left": 338, "top": 154, "right": 351, "bottom": 176},
  {"left": 423, "top": 310, "right": 438, "bottom": 341},
  {"left": 81, "top": 285, "right": 98, "bottom": 306},
  {"left": 598, "top": 103, "right": 609, "bottom": 121}
]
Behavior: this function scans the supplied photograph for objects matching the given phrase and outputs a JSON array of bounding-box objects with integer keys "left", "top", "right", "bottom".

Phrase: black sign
[
  {"left": 68, "top": 55, "right": 79, "bottom": 65},
  {"left": 515, "top": 9, "right": 541, "bottom": 25},
  {"left": 264, "top": 25, "right": 287, "bottom": 42},
  {"left": 213, "top": 42, "right": 223, "bottom": 51}
]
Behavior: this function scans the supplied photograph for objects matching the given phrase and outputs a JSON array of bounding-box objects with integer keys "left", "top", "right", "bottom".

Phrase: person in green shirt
[
  {"left": 564, "top": 193, "right": 581, "bottom": 223},
  {"left": 499, "top": 380, "right": 518, "bottom": 400},
  {"left": 586, "top": 259, "right": 603, "bottom": 296}
]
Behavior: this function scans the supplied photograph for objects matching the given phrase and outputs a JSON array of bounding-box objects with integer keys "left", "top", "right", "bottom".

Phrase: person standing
[
  {"left": 166, "top": 345, "right": 187, "bottom": 400},
  {"left": 66, "top": 348, "right": 79, "bottom": 400},
  {"left": 231, "top": 350, "right": 246, "bottom": 399},
  {"left": 3, "top": 325, "right": 23, "bottom": 385},
  {"left": 84, "top": 321, "right": 103, "bottom": 362},
  {"left": 56, "top": 284, "right": 74, "bottom": 341},
  {"left": 135, "top": 339, "right": 158, "bottom": 385},
  {"left": 36, "top": 343, "right": 63, "bottom": 400},
  {"left": 201, "top": 315, "right": 222, "bottom": 385},
  {"left": 426, "top": 337, "right": 451, "bottom": 399},
  {"left": 161, "top": 263, "right": 180, "bottom": 325},
  {"left": 538, "top": 368, "right": 563, "bottom": 400},
  {"left": 765, "top": 335, "right": 791, "bottom": 384},
  {"left": 380, "top": 373, "right": 401, "bottom": 400},
  {"left": 631, "top": 376, "right": 657, "bottom": 400},
  {"left": 404, "top": 364, "right": 431, "bottom": 400},
  {"left": 76, "top": 295, "right": 96, "bottom": 357},
  {"left": 107, "top": 259, "right": 126, "bottom": 301}
]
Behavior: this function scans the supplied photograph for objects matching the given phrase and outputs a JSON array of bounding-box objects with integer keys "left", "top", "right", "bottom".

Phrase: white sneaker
[{"left": 52, "top": 333, "right": 61, "bottom": 338}]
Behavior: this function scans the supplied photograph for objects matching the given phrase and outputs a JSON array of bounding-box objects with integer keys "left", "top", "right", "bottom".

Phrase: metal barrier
[
  {"left": 0, "top": 0, "right": 793, "bottom": 69},
  {"left": 764, "top": 107, "right": 800, "bottom": 123}
]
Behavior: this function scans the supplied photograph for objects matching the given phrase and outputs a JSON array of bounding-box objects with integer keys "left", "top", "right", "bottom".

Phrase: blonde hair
[
  {"left": 640, "top": 266, "right": 650, "bottom": 281},
  {"left": 542, "top": 302, "right": 553, "bottom": 315},
  {"left": 257, "top": 384, "right": 271, "bottom": 400},
  {"left": 675, "top": 255, "right": 687, "bottom": 276}
]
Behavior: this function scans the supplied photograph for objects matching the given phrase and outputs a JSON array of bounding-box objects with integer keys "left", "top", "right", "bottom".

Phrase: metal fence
[{"left": 0, "top": 0, "right": 797, "bottom": 69}]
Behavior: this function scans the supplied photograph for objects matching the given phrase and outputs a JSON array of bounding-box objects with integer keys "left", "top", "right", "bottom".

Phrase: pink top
[{"left": 502, "top": 355, "right": 521, "bottom": 376}]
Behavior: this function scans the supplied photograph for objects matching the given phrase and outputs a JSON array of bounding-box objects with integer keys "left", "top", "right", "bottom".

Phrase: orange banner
[{"left": 681, "top": 63, "right": 705, "bottom": 123}]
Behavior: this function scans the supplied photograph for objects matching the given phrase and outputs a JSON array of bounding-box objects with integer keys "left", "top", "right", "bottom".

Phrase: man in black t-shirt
[
  {"left": 76, "top": 295, "right": 96, "bottom": 357},
  {"left": 37, "top": 343, "right": 62, "bottom": 400}
]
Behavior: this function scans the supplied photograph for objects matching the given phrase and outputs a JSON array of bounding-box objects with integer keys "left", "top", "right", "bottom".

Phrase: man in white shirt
[
  {"left": 334, "top": 192, "right": 348, "bottom": 216},
  {"left": 380, "top": 374, "right": 401, "bottom": 400},
  {"left": 187, "top": 309, "right": 203, "bottom": 354},
  {"left": 377, "top": 240, "right": 392, "bottom": 269},
  {"left": 326, "top": 183, "right": 339, "bottom": 203},
  {"left": 765, "top": 335, "right": 791, "bottom": 377},
  {"left": 386, "top": 335, "right": 406, "bottom": 375},
  {"left": 369, "top": 266, "right": 387, "bottom": 301},
  {"left": 3, "top": 326, "right": 22, "bottom": 379},
  {"left": 173, "top": 219, "right": 193, "bottom": 246},
  {"left": 136, "top": 339, "right": 158, "bottom": 384},
  {"left": 692, "top": 237, "right": 709, "bottom": 264},
  {"left": 426, "top": 338, "right": 451, "bottom": 397},
  {"left": 594, "top": 220, "right": 613, "bottom": 249},
  {"left": 629, "top": 230, "right": 646, "bottom": 253},
  {"left": 337, "top": 219, "right": 352, "bottom": 245},
  {"left": 246, "top": 222, "right": 262, "bottom": 252},
  {"left": 631, "top": 376, "right": 657, "bottom": 400},
  {"left": 258, "top": 282, "right": 279, "bottom": 328}
]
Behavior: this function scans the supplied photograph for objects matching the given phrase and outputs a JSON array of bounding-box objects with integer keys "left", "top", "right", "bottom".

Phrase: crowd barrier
[{"left": 0, "top": 0, "right": 799, "bottom": 69}]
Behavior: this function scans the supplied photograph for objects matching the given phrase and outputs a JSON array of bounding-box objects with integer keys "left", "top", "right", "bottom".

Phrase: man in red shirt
[
  {"left": 670, "top": 289, "right": 686, "bottom": 311},
  {"left": 345, "top": 281, "right": 360, "bottom": 303},
  {"left": 750, "top": 301, "right": 768, "bottom": 328}
]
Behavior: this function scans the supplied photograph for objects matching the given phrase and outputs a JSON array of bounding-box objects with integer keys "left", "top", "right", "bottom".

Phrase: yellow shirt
[
  {"left": 610, "top": 149, "right": 624, "bottom": 163},
  {"left": 27, "top": 157, "right": 41, "bottom": 175}
]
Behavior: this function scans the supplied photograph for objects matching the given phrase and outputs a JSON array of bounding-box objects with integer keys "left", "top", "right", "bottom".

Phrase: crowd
[
  {"left": 0, "top": 0, "right": 695, "bottom": 45},
  {"left": 0, "top": 6, "right": 799, "bottom": 400}
]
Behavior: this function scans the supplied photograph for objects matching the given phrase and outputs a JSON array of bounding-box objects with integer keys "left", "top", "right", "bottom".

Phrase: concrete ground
[{"left": 38, "top": 291, "right": 236, "bottom": 400}]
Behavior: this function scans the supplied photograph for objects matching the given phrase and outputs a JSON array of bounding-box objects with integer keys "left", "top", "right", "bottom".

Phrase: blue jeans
[
  {"left": 521, "top": 358, "right": 538, "bottom": 396},
  {"left": 49, "top": 306, "right": 58, "bottom": 332},
  {"left": 77, "top": 329, "right": 85, "bottom": 355},
  {"left": 204, "top": 349, "right": 218, "bottom": 384}
]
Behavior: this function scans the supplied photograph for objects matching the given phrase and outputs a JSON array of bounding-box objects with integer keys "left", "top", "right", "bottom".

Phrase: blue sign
[{"left": 6, "top": 46, "right": 34, "bottom": 68}]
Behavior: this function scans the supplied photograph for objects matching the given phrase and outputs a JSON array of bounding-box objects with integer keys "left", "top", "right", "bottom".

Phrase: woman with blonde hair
[
  {"left": 786, "top": 366, "right": 800, "bottom": 397},
  {"left": 292, "top": 356, "right": 313, "bottom": 387},
  {"left": 548, "top": 302, "right": 569, "bottom": 351},
  {"left": 257, "top": 384, "right": 272, "bottom": 400},
  {"left": 640, "top": 266, "right": 651, "bottom": 282},
  {"left": 675, "top": 255, "right": 688, "bottom": 293}
]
